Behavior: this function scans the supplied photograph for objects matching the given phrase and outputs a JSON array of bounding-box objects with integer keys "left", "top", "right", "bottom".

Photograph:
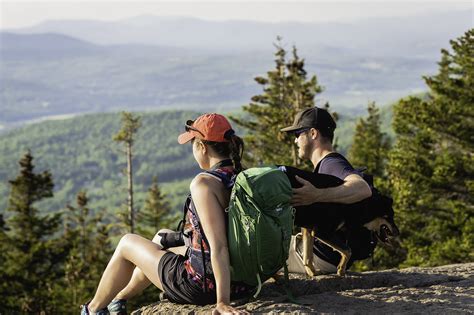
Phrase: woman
[{"left": 82, "top": 113, "right": 250, "bottom": 315}]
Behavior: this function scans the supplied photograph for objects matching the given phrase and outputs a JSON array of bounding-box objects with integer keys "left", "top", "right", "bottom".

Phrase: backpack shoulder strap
[{"left": 177, "top": 194, "right": 192, "bottom": 232}]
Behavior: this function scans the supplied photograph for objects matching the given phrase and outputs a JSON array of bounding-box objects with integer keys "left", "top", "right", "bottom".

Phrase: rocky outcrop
[{"left": 132, "top": 263, "right": 474, "bottom": 314}]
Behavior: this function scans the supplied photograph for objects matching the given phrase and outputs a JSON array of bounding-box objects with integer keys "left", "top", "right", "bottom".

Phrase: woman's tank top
[{"left": 182, "top": 161, "right": 235, "bottom": 291}]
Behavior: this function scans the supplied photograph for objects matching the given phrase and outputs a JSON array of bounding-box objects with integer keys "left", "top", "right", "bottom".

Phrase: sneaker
[
  {"left": 107, "top": 299, "right": 127, "bottom": 315},
  {"left": 80, "top": 302, "right": 110, "bottom": 315}
]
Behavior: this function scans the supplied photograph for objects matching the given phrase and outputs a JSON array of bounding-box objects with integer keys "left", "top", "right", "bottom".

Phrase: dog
[{"left": 279, "top": 165, "right": 400, "bottom": 277}]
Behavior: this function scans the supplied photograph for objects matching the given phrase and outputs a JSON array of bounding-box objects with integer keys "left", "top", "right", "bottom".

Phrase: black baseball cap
[{"left": 281, "top": 107, "right": 336, "bottom": 133}]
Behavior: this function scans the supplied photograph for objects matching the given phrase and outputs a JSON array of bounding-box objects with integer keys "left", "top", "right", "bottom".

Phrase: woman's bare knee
[
  {"left": 117, "top": 233, "right": 143, "bottom": 255},
  {"left": 117, "top": 233, "right": 165, "bottom": 262}
]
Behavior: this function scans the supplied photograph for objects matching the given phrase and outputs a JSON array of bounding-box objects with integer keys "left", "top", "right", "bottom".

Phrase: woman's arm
[{"left": 190, "top": 176, "right": 244, "bottom": 314}]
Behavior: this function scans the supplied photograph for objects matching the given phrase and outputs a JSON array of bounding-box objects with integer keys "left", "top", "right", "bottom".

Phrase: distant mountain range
[
  {"left": 0, "top": 11, "right": 471, "bottom": 130},
  {"left": 9, "top": 11, "right": 471, "bottom": 56}
]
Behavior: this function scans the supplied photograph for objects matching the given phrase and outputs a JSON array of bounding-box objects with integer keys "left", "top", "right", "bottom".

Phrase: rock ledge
[{"left": 132, "top": 263, "right": 474, "bottom": 314}]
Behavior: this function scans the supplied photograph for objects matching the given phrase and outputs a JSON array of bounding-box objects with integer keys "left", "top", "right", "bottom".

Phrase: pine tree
[
  {"left": 63, "top": 191, "right": 112, "bottom": 309},
  {"left": 0, "top": 214, "right": 10, "bottom": 313},
  {"left": 346, "top": 103, "right": 404, "bottom": 271},
  {"left": 388, "top": 29, "right": 474, "bottom": 267},
  {"left": 113, "top": 112, "right": 142, "bottom": 233},
  {"left": 3, "top": 151, "right": 65, "bottom": 313},
  {"left": 137, "top": 176, "right": 175, "bottom": 239},
  {"left": 231, "top": 39, "right": 334, "bottom": 168},
  {"left": 348, "top": 102, "right": 391, "bottom": 188},
  {"left": 124, "top": 177, "right": 177, "bottom": 309}
]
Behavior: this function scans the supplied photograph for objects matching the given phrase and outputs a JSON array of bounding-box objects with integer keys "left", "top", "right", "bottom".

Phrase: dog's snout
[{"left": 389, "top": 222, "right": 400, "bottom": 237}]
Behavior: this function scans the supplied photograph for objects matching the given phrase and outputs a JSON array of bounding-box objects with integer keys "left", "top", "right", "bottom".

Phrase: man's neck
[{"left": 310, "top": 145, "right": 334, "bottom": 170}]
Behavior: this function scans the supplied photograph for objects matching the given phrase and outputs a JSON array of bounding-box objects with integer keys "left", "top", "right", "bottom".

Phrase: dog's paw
[
  {"left": 304, "top": 265, "right": 317, "bottom": 278},
  {"left": 336, "top": 267, "right": 346, "bottom": 277}
]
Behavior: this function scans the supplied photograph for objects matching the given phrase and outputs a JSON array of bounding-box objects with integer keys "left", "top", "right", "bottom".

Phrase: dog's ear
[
  {"left": 372, "top": 192, "right": 394, "bottom": 217},
  {"left": 382, "top": 195, "right": 394, "bottom": 216}
]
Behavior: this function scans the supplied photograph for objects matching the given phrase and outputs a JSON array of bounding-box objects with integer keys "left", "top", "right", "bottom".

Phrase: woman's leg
[
  {"left": 87, "top": 234, "right": 168, "bottom": 312},
  {"left": 113, "top": 245, "right": 188, "bottom": 301},
  {"left": 113, "top": 229, "right": 175, "bottom": 300}
]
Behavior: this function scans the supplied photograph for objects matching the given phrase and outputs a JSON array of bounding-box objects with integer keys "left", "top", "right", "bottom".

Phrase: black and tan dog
[{"left": 280, "top": 165, "right": 400, "bottom": 277}]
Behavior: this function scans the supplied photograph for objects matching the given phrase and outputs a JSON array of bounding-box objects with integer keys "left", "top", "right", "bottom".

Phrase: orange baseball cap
[{"left": 177, "top": 113, "right": 234, "bottom": 144}]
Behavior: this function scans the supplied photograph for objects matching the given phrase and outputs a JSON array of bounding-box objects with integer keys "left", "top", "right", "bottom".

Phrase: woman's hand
[{"left": 213, "top": 302, "right": 249, "bottom": 315}]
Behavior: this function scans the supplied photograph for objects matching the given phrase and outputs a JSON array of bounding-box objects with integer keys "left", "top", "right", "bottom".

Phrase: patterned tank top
[{"left": 181, "top": 161, "right": 243, "bottom": 292}]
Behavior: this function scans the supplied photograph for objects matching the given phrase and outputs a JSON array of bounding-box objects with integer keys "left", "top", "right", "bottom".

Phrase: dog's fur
[{"left": 280, "top": 165, "right": 400, "bottom": 277}]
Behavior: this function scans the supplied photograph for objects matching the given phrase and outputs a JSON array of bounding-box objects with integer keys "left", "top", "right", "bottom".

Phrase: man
[{"left": 281, "top": 106, "right": 372, "bottom": 274}]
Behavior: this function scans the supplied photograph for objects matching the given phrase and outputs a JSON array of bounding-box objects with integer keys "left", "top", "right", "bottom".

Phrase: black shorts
[
  {"left": 158, "top": 252, "right": 254, "bottom": 305},
  {"left": 158, "top": 251, "right": 216, "bottom": 305}
]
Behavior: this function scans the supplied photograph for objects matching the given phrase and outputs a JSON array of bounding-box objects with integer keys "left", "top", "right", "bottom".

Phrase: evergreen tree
[
  {"left": 348, "top": 102, "right": 391, "bottom": 188},
  {"left": 231, "top": 39, "right": 335, "bottom": 168},
  {"left": 0, "top": 214, "right": 10, "bottom": 313},
  {"left": 347, "top": 102, "right": 401, "bottom": 271},
  {"left": 3, "top": 151, "right": 65, "bottom": 313},
  {"left": 63, "top": 191, "right": 112, "bottom": 309},
  {"left": 137, "top": 176, "right": 175, "bottom": 239},
  {"left": 128, "top": 177, "right": 179, "bottom": 310},
  {"left": 113, "top": 111, "right": 142, "bottom": 233},
  {"left": 388, "top": 29, "right": 474, "bottom": 267}
]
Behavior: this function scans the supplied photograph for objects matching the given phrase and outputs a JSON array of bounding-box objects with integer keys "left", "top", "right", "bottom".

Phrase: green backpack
[{"left": 227, "top": 166, "right": 294, "bottom": 297}]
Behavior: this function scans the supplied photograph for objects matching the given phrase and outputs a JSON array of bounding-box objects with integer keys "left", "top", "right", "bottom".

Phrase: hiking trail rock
[{"left": 132, "top": 263, "right": 474, "bottom": 314}]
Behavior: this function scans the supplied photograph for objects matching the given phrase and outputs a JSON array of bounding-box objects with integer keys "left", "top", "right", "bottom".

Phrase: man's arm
[{"left": 291, "top": 174, "right": 372, "bottom": 206}]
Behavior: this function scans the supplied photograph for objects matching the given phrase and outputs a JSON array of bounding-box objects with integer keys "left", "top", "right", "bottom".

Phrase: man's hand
[
  {"left": 213, "top": 302, "right": 249, "bottom": 315},
  {"left": 291, "top": 175, "right": 322, "bottom": 206},
  {"left": 292, "top": 174, "right": 372, "bottom": 205}
]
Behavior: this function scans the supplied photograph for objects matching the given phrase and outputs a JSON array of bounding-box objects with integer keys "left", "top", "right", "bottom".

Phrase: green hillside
[
  {"left": 0, "top": 110, "right": 202, "bottom": 217},
  {"left": 0, "top": 108, "right": 394, "bottom": 217}
]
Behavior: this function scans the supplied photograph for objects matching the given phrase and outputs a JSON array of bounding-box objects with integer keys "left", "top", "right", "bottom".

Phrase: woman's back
[{"left": 184, "top": 165, "right": 236, "bottom": 290}]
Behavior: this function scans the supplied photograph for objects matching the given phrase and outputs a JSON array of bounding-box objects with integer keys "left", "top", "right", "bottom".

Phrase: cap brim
[
  {"left": 281, "top": 125, "right": 302, "bottom": 132},
  {"left": 177, "top": 131, "right": 195, "bottom": 144}
]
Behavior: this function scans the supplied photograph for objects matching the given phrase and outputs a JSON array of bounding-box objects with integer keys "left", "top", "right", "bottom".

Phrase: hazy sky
[{"left": 0, "top": 0, "right": 472, "bottom": 30}]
